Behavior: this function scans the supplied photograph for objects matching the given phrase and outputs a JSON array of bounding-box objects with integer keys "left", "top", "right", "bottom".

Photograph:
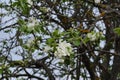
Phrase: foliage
[
  {"left": 0, "top": 0, "right": 120, "bottom": 80},
  {"left": 114, "top": 27, "right": 120, "bottom": 36}
]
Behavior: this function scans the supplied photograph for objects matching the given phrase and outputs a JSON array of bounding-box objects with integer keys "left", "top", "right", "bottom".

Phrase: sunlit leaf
[
  {"left": 0, "top": 67, "right": 3, "bottom": 74},
  {"left": 114, "top": 27, "right": 120, "bottom": 35}
]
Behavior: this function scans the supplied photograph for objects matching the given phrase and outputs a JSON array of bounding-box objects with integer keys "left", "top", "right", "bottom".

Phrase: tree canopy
[{"left": 0, "top": 0, "right": 120, "bottom": 80}]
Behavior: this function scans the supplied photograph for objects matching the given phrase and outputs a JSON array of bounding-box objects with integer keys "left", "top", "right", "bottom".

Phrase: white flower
[
  {"left": 27, "top": 0, "right": 33, "bottom": 7},
  {"left": 26, "top": 38, "right": 35, "bottom": 47},
  {"left": 94, "top": 0, "right": 101, "bottom": 3},
  {"left": 44, "top": 46, "right": 53, "bottom": 52},
  {"left": 87, "top": 33, "right": 97, "bottom": 41},
  {"left": 59, "top": 59, "right": 64, "bottom": 62},
  {"left": 40, "top": 7, "right": 50, "bottom": 13},
  {"left": 87, "top": 32, "right": 102, "bottom": 41},
  {"left": 54, "top": 39, "right": 73, "bottom": 58},
  {"left": 27, "top": 17, "right": 39, "bottom": 30}
]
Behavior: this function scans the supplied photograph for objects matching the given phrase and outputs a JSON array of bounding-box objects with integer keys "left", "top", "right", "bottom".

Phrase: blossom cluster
[
  {"left": 54, "top": 40, "right": 73, "bottom": 58},
  {"left": 44, "top": 46, "right": 53, "bottom": 53},
  {"left": 94, "top": 0, "right": 101, "bottom": 3},
  {"left": 26, "top": 38, "right": 35, "bottom": 47},
  {"left": 27, "top": 17, "right": 39, "bottom": 30},
  {"left": 27, "top": 0, "right": 33, "bottom": 7},
  {"left": 44, "top": 39, "right": 73, "bottom": 59},
  {"left": 87, "top": 32, "right": 103, "bottom": 41}
]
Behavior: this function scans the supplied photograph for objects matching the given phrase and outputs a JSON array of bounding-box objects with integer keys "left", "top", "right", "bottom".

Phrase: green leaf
[
  {"left": 11, "top": 2, "right": 19, "bottom": 7},
  {"left": 12, "top": 0, "right": 30, "bottom": 15},
  {"left": 19, "top": 0, "right": 30, "bottom": 15},
  {"left": 52, "top": 29, "right": 60, "bottom": 37},
  {"left": 73, "top": 40, "right": 80, "bottom": 46},
  {"left": 0, "top": 68, "right": 3, "bottom": 74},
  {"left": 18, "top": 19, "right": 25, "bottom": 25},
  {"left": 114, "top": 27, "right": 120, "bottom": 35},
  {"left": 34, "top": 25, "right": 40, "bottom": 33},
  {"left": 46, "top": 38, "right": 55, "bottom": 45}
]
